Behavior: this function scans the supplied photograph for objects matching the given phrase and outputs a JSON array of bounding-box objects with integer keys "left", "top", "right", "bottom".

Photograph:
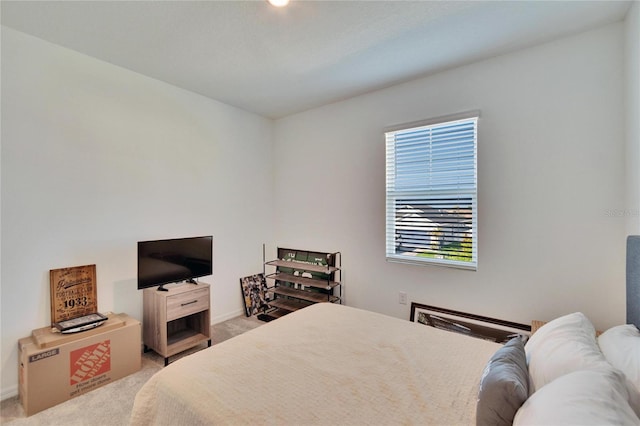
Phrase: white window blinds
[{"left": 385, "top": 113, "right": 478, "bottom": 270}]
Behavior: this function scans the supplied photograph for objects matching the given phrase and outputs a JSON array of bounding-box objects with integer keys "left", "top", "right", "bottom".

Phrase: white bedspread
[{"left": 130, "top": 303, "right": 501, "bottom": 425}]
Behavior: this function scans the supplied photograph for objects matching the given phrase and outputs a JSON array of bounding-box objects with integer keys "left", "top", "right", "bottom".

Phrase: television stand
[
  {"left": 143, "top": 282, "right": 211, "bottom": 366},
  {"left": 157, "top": 284, "right": 169, "bottom": 292}
]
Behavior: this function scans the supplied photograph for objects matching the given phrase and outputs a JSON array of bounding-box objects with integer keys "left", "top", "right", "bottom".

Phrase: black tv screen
[{"left": 137, "top": 236, "right": 212, "bottom": 290}]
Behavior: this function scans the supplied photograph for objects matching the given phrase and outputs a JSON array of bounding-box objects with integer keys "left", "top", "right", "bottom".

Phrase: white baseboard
[
  {"left": 0, "top": 310, "right": 247, "bottom": 401},
  {"left": 1, "top": 384, "right": 18, "bottom": 402},
  {"left": 211, "top": 308, "right": 245, "bottom": 325},
  {"left": 0, "top": 309, "right": 245, "bottom": 403}
]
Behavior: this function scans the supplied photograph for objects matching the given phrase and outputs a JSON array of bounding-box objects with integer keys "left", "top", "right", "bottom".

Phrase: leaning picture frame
[
  {"left": 239, "top": 273, "right": 270, "bottom": 317},
  {"left": 410, "top": 302, "right": 530, "bottom": 344}
]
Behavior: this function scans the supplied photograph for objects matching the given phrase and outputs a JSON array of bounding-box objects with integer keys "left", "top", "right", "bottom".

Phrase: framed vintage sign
[{"left": 50, "top": 264, "right": 98, "bottom": 325}]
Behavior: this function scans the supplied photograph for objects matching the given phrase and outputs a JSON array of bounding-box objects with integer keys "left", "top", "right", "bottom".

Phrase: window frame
[{"left": 384, "top": 111, "right": 479, "bottom": 270}]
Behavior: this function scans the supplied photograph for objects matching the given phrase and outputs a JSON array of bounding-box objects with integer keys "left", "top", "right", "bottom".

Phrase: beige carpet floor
[{"left": 0, "top": 314, "right": 264, "bottom": 425}]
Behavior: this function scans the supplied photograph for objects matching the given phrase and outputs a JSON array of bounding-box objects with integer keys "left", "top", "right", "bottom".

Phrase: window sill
[{"left": 385, "top": 255, "right": 477, "bottom": 271}]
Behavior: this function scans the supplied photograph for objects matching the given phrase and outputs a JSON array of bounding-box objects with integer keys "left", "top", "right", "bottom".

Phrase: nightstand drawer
[{"left": 166, "top": 287, "right": 209, "bottom": 321}]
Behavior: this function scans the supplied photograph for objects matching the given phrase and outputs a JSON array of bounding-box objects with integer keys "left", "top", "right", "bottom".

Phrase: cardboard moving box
[{"left": 18, "top": 313, "right": 141, "bottom": 416}]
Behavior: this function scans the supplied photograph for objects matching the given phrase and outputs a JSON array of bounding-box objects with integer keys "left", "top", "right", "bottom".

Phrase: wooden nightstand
[
  {"left": 143, "top": 283, "right": 211, "bottom": 366},
  {"left": 531, "top": 320, "right": 546, "bottom": 335},
  {"left": 531, "top": 319, "right": 602, "bottom": 336}
]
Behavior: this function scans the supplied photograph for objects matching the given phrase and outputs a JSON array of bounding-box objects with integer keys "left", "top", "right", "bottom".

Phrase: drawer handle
[{"left": 181, "top": 300, "right": 198, "bottom": 307}]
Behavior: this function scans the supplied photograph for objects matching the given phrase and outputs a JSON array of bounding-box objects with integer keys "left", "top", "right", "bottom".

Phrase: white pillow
[
  {"left": 599, "top": 324, "right": 640, "bottom": 392},
  {"left": 525, "top": 312, "right": 610, "bottom": 392},
  {"left": 513, "top": 368, "right": 640, "bottom": 426}
]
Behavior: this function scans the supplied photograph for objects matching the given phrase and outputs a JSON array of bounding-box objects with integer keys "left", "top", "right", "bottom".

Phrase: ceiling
[{"left": 1, "top": 0, "right": 632, "bottom": 119}]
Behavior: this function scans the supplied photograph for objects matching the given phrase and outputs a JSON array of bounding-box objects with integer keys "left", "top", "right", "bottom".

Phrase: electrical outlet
[{"left": 399, "top": 291, "right": 407, "bottom": 305}]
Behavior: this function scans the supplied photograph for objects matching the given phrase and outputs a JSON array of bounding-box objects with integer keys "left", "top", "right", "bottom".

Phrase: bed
[{"left": 130, "top": 236, "right": 640, "bottom": 426}]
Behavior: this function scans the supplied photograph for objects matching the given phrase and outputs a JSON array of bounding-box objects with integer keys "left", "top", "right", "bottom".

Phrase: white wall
[
  {"left": 625, "top": 2, "right": 640, "bottom": 235},
  {"left": 0, "top": 27, "right": 274, "bottom": 398},
  {"left": 273, "top": 24, "right": 627, "bottom": 331}
]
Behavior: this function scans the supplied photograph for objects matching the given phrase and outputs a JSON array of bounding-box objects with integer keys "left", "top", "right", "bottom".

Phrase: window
[{"left": 385, "top": 112, "right": 478, "bottom": 270}]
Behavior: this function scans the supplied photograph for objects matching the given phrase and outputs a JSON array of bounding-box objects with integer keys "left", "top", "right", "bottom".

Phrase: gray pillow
[{"left": 476, "top": 337, "right": 529, "bottom": 426}]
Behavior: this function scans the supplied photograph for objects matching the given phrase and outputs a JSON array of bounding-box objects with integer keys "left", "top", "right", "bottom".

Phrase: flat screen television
[{"left": 137, "top": 236, "right": 212, "bottom": 291}]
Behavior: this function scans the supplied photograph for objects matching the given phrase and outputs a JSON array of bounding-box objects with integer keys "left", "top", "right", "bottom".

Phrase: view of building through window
[{"left": 394, "top": 198, "right": 473, "bottom": 261}]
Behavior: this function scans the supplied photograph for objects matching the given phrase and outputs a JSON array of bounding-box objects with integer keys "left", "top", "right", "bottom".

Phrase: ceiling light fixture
[{"left": 267, "top": 0, "right": 289, "bottom": 7}]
